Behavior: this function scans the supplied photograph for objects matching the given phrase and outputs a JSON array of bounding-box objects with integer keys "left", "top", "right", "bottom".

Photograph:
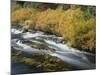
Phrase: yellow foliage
[
  {"left": 36, "top": 8, "right": 64, "bottom": 33},
  {"left": 11, "top": 7, "right": 96, "bottom": 52},
  {"left": 11, "top": 8, "right": 38, "bottom": 27}
]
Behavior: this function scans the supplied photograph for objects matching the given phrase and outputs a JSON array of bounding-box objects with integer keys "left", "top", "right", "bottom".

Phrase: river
[{"left": 11, "top": 24, "right": 95, "bottom": 74}]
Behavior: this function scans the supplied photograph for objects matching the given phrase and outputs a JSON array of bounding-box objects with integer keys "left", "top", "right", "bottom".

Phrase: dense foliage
[{"left": 11, "top": 1, "right": 96, "bottom": 52}]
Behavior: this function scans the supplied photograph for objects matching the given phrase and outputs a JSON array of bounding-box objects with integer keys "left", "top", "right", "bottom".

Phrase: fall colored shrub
[
  {"left": 58, "top": 8, "right": 96, "bottom": 51},
  {"left": 11, "top": 6, "right": 96, "bottom": 52},
  {"left": 36, "top": 8, "right": 63, "bottom": 33},
  {"left": 11, "top": 8, "right": 38, "bottom": 28},
  {"left": 69, "top": 17, "right": 96, "bottom": 52}
]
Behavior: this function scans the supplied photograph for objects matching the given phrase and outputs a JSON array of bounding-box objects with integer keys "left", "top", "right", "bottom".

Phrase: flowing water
[{"left": 11, "top": 25, "right": 95, "bottom": 74}]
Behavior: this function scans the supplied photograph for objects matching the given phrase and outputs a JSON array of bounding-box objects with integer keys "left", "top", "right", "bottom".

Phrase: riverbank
[{"left": 11, "top": 49, "right": 95, "bottom": 75}]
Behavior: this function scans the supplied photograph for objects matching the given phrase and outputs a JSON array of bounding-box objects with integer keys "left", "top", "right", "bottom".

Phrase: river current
[{"left": 11, "top": 25, "right": 95, "bottom": 74}]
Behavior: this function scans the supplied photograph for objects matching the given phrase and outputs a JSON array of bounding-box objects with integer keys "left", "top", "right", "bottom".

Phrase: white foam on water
[
  {"left": 11, "top": 27, "right": 95, "bottom": 69},
  {"left": 11, "top": 28, "right": 22, "bottom": 34},
  {"left": 50, "top": 53, "right": 95, "bottom": 69},
  {"left": 22, "top": 32, "right": 40, "bottom": 39}
]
